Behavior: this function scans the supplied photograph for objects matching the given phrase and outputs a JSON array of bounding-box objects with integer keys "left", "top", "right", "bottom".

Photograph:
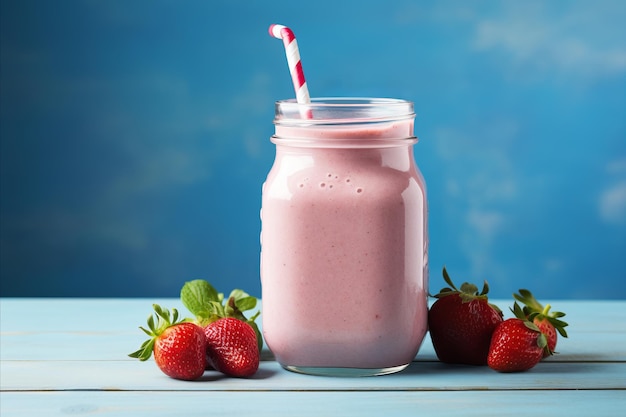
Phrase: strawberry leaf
[
  {"left": 459, "top": 282, "right": 478, "bottom": 295},
  {"left": 479, "top": 280, "right": 490, "bottom": 296},
  {"left": 129, "top": 304, "right": 186, "bottom": 361},
  {"left": 551, "top": 318, "right": 569, "bottom": 337},
  {"left": 513, "top": 289, "right": 545, "bottom": 313},
  {"left": 511, "top": 301, "right": 528, "bottom": 320},
  {"left": 537, "top": 332, "right": 548, "bottom": 350},
  {"left": 139, "top": 326, "right": 152, "bottom": 337},
  {"left": 441, "top": 266, "right": 459, "bottom": 291},
  {"left": 146, "top": 314, "right": 156, "bottom": 333},
  {"left": 128, "top": 338, "right": 155, "bottom": 361},
  {"left": 433, "top": 267, "right": 492, "bottom": 304},
  {"left": 247, "top": 320, "right": 263, "bottom": 352},
  {"left": 523, "top": 320, "right": 541, "bottom": 333}
]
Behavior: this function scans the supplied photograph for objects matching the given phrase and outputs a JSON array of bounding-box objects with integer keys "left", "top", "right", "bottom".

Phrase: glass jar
[{"left": 260, "top": 98, "right": 428, "bottom": 376}]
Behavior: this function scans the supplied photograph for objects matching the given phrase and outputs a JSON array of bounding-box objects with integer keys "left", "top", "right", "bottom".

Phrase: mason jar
[{"left": 260, "top": 98, "right": 428, "bottom": 376}]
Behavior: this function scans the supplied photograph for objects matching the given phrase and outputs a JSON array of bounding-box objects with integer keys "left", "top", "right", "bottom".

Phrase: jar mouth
[{"left": 274, "top": 97, "right": 415, "bottom": 126}]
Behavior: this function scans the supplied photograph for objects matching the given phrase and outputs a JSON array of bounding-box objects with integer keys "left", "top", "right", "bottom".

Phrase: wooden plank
[
  {"left": 2, "top": 325, "right": 624, "bottom": 363},
  {"left": 0, "top": 298, "right": 190, "bottom": 333},
  {"left": 2, "top": 390, "right": 625, "bottom": 417},
  {"left": 3, "top": 298, "right": 624, "bottom": 333},
  {"left": 2, "top": 299, "right": 626, "bottom": 362},
  {"left": 2, "top": 360, "right": 625, "bottom": 392}
]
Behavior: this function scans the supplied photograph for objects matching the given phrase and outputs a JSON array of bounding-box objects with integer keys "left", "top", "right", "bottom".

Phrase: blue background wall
[{"left": 1, "top": 0, "right": 625, "bottom": 299}]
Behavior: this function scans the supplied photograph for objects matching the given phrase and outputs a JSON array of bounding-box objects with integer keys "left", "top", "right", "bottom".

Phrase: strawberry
[
  {"left": 428, "top": 267, "right": 503, "bottom": 365},
  {"left": 513, "top": 289, "right": 568, "bottom": 357},
  {"left": 487, "top": 302, "right": 549, "bottom": 372},
  {"left": 129, "top": 304, "right": 206, "bottom": 380},
  {"left": 204, "top": 317, "right": 259, "bottom": 377}
]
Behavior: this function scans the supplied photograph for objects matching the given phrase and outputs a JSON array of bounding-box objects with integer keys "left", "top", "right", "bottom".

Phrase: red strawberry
[
  {"left": 129, "top": 304, "right": 206, "bottom": 380},
  {"left": 513, "top": 289, "right": 568, "bottom": 357},
  {"left": 204, "top": 317, "right": 259, "bottom": 377},
  {"left": 487, "top": 303, "right": 549, "bottom": 372},
  {"left": 428, "top": 267, "right": 503, "bottom": 365}
]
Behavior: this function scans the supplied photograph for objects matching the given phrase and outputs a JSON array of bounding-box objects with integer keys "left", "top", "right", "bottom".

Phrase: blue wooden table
[{"left": 1, "top": 298, "right": 625, "bottom": 416}]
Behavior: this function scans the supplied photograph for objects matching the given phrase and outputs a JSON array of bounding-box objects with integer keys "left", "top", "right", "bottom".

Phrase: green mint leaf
[
  {"left": 208, "top": 300, "right": 225, "bottom": 317},
  {"left": 235, "top": 296, "right": 257, "bottom": 312},
  {"left": 181, "top": 279, "right": 219, "bottom": 317},
  {"left": 206, "top": 300, "right": 218, "bottom": 313},
  {"left": 191, "top": 300, "right": 225, "bottom": 327},
  {"left": 228, "top": 289, "right": 249, "bottom": 301}
]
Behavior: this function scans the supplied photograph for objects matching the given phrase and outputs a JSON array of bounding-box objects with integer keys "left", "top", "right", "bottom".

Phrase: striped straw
[{"left": 269, "top": 24, "right": 311, "bottom": 105}]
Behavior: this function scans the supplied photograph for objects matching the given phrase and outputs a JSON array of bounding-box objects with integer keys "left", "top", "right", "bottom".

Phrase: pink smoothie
[{"left": 261, "top": 118, "right": 428, "bottom": 372}]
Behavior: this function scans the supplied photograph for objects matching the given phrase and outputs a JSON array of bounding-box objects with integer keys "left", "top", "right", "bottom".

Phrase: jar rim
[
  {"left": 276, "top": 97, "right": 413, "bottom": 105},
  {"left": 274, "top": 97, "right": 415, "bottom": 126}
]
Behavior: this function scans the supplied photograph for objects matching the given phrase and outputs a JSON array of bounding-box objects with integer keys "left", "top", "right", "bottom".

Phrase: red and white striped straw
[{"left": 269, "top": 24, "right": 311, "bottom": 105}]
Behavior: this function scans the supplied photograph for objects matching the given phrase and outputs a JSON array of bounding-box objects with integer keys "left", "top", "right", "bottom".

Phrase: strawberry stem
[{"left": 542, "top": 304, "right": 552, "bottom": 317}]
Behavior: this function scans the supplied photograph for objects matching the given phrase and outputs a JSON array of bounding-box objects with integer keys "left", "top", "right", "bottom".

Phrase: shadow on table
[
  {"left": 194, "top": 367, "right": 278, "bottom": 382},
  {"left": 403, "top": 358, "right": 608, "bottom": 376}
]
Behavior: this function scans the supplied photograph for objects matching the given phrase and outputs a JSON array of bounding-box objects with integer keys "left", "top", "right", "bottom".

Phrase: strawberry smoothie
[{"left": 260, "top": 98, "right": 428, "bottom": 376}]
